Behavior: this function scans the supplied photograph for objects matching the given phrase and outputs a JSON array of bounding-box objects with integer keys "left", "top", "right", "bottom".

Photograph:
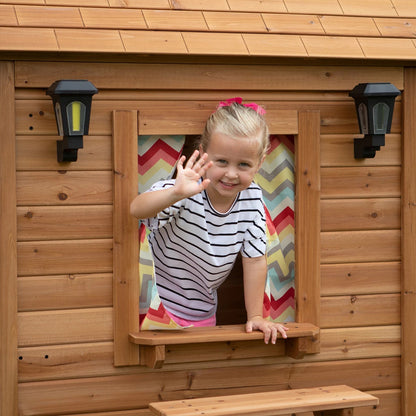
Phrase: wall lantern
[
  {"left": 349, "top": 82, "right": 400, "bottom": 159},
  {"left": 47, "top": 80, "right": 98, "bottom": 162}
]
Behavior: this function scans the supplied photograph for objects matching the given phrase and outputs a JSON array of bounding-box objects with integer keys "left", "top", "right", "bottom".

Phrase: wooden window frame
[{"left": 112, "top": 107, "right": 321, "bottom": 367}]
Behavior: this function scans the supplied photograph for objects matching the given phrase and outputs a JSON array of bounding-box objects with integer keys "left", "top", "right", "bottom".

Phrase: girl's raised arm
[{"left": 130, "top": 150, "right": 212, "bottom": 220}]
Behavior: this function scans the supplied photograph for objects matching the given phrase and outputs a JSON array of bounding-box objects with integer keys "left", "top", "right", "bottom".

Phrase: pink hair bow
[{"left": 217, "top": 97, "right": 266, "bottom": 115}]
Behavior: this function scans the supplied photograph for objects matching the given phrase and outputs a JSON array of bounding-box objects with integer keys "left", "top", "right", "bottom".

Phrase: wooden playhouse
[{"left": 1, "top": 1, "right": 415, "bottom": 415}]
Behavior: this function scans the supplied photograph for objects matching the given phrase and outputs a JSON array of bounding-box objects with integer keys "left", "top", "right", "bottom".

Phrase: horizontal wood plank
[
  {"left": 108, "top": 0, "right": 171, "bottom": 8},
  {"left": 359, "top": 37, "right": 416, "bottom": 60},
  {"left": 243, "top": 34, "right": 307, "bottom": 57},
  {"left": 321, "top": 262, "right": 401, "bottom": 296},
  {"left": 18, "top": 273, "right": 112, "bottom": 311},
  {"left": 47, "top": 390, "right": 401, "bottom": 416},
  {"left": 375, "top": 17, "right": 416, "bottom": 37},
  {"left": 321, "top": 294, "right": 401, "bottom": 328},
  {"left": 18, "top": 358, "right": 399, "bottom": 415},
  {"left": 228, "top": 0, "right": 287, "bottom": 12},
  {"left": 129, "top": 323, "right": 319, "bottom": 346},
  {"left": 16, "top": 171, "right": 112, "bottom": 206},
  {"left": 319, "top": 15, "right": 379, "bottom": 37},
  {"left": 262, "top": 13, "right": 324, "bottom": 35},
  {"left": 302, "top": 35, "right": 364, "bottom": 59},
  {"left": 17, "top": 239, "right": 113, "bottom": 276},
  {"left": 15, "top": 5, "right": 84, "bottom": 27},
  {"left": 54, "top": 410, "right": 152, "bottom": 416},
  {"left": 164, "top": 325, "right": 401, "bottom": 366},
  {"left": 48, "top": 0, "right": 110, "bottom": 6},
  {"left": 338, "top": 0, "right": 398, "bottom": 17},
  {"left": 139, "top": 107, "right": 298, "bottom": 135},
  {"left": 18, "top": 342, "right": 120, "bottom": 383},
  {"left": 58, "top": 390, "right": 398, "bottom": 416},
  {"left": 15, "top": 99, "right": 401, "bottom": 136},
  {"left": 315, "top": 325, "right": 401, "bottom": 363},
  {"left": 80, "top": 7, "right": 147, "bottom": 30},
  {"left": 121, "top": 30, "right": 187, "bottom": 54},
  {"left": 55, "top": 28, "right": 125, "bottom": 53},
  {"left": 149, "top": 385, "right": 378, "bottom": 416},
  {"left": 321, "top": 167, "right": 401, "bottom": 199},
  {"left": 18, "top": 307, "right": 113, "bottom": 347},
  {"left": 320, "top": 134, "right": 401, "bottom": 167},
  {"left": 284, "top": 0, "right": 343, "bottom": 14},
  {"left": 17, "top": 205, "right": 113, "bottom": 241},
  {"left": 320, "top": 230, "right": 401, "bottom": 264},
  {"left": 143, "top": 10, "right": 207, "bottom": 31},
  {"left": 11, "top": 88, "right": 368, "bottom": 102},
  {"left": 16, "top": 136, "right": 112, "bottom": 171},
  {"left": 0, "top": 4, "right": 18, "bottom": 26},
  {"left": 204, "top": 11, "right": 267, "bottom": 32},
  {"left": 17, "top": 325, "right": 401, "bottom": 382},
  {"left": 0, "top": 27, "right": 58, "bottom": 51},
  {"left": 14, "top": 62, "right": 404, "bottom": 91},
  {"left": 321, "top": 198, "right": 400, "bottom": 231}
]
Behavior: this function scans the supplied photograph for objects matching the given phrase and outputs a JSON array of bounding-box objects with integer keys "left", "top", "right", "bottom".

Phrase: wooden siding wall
[{"left": 14, "top": 61, "right": 402, "bottom": 416}]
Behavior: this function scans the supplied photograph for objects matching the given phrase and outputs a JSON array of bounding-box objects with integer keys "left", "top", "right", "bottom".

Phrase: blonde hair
[{"left": 200, "top": 102, "right": 269, "bottom": 160}]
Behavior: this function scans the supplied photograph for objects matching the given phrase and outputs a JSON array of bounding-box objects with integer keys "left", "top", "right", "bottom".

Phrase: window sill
[{"left": 129, "top": 322, "right": 320, "bottom": 368}]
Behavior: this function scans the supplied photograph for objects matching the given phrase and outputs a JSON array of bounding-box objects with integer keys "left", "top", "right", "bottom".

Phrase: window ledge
[{"left": 129, "top": 322, "right": 320, "bottom": 368}]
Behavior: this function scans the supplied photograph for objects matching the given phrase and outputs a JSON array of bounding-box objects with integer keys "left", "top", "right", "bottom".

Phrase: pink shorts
[{"left": 166, "top": 310, "right": 216, "bottom": 327}]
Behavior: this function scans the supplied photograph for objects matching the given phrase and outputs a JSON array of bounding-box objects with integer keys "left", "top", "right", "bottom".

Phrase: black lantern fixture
[
  {"left": 349, "top": 82, "right": 400, "bottom": 159},
  {"left": 47, "top": 80, "right": 98, "bottom": 162}
]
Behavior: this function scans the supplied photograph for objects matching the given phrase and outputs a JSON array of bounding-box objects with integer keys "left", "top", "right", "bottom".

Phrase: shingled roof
[{"left": 2, "top": 0, "right": 416, "bottom": 60}]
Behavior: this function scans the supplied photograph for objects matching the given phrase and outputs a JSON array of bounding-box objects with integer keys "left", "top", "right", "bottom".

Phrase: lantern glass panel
[
  {"left": 67, "top": 101, "right": 86, "bottom": 135},
  {"left": 54, "top": 102, "right": 64, "bottom": 136},
  {"left": 373, "top": 102, "right": 390, "bottom": 134},
  {"left": 358, "top": 102, "right": 368, "bottom": 134}
]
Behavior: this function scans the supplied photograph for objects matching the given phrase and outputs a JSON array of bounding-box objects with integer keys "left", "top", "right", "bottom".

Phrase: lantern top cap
[
  {"left": 349, "top": 82, "right": 400, "bottom": 99},
  {"left": 47, "top": 80, "right": 98, "bottom": 97}
]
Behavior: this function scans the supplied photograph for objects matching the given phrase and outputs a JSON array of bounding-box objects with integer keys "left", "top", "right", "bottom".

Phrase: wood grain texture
[
  {"left": 321, "top": 198, "right": 400, "bottom": 231},
  {"left": 16, "top": 136, "right": 112, "bottom": 171},
  {"left": 17, "top": 205, "right": 112, "bottom": 241},
  {"left": 112, "top": 110, "right": 140, "bottom": 366},
  {"left": 10, "top": 58, "right": 409, "bottom": 416},
  {"left": 18, "top": 358, "right": 399, "bottom": 415},
  {"left": 149, "top": 385, "right": 378, "bottom": 416},
  {"left": 321, "top": 294, "right": 401, "bottom": 328},
  {"left": 0, "top": 60, "right": 18, "bottom": 416},
  {"left": 321, "top": 230, "right": 400, "bottom": 264},
  {"left": 402, "top": 66, "right": 416, "bottom": 416},
  {"left": 17, "top": 239, "right": 113, "bottom": 276},
  {"left": 18, "top": 307, "right": 113, "bottom": 347},
  {"left": 18, "top": 273, "right": 112, "bottom": 311},
  {"left": 321, "top": 262, "right": 401, "bottom": 296},
  {"left": 295, "top": 111, "right": 321, "bottom": 329},
  {"left": 16, "top": 171, "right": 112, "bottom": 206},
  {"left": 14, "top": 62, "right": 404, "bottom": 91}
]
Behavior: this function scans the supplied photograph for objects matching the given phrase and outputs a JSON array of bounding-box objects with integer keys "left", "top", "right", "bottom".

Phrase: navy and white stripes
[{"left": 144, "top": 180, "right": 266, "bottom": 321}]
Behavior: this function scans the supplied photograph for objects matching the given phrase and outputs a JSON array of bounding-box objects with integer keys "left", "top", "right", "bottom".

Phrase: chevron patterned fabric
[
  {"left": 256, "top": 135, "right": 295, "bottom": 322},
  {"left": 137, "top": 135, "right": 185, "bottom": 194},
  {"left": 138, "top": 134, "right": 295, "bottom": 329}
]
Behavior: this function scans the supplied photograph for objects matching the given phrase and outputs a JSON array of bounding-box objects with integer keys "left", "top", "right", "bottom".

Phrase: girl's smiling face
[{"left": 202, "top": 131, "right": 264, "bottom": 212}]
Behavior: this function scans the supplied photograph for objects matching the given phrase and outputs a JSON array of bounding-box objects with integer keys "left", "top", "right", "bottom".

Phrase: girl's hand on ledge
[{"left": 246, "top": 316, "right": 289, "bottom": 344}]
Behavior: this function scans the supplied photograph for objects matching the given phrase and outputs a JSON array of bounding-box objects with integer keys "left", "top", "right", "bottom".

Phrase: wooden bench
[
  {"left": 149, "top": 385, "right": 379, "bottom": 416},
  {"left": 129, "top": 322, "right": 319, "bottom": 368}
]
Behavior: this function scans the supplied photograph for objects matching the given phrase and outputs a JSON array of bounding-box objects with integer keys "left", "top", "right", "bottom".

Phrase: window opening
[{"left": 137, "top": 134, "right": 295, "bottom": 327}]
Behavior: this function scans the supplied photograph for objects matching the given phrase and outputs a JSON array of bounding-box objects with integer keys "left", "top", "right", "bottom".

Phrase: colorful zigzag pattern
[
  {"left": 137, "top": 135, "right": 185, "bottom": 194},
  {"left": 255, "top": 135, "right": 295, "bottom": 322}
]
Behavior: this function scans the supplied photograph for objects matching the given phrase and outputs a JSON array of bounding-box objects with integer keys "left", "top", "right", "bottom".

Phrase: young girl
[{"left": 130, "top": 98, "right": 289, "bottom": 344}]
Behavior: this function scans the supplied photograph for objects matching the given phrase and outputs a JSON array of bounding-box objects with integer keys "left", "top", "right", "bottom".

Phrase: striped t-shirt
[{"left": 144, "top": 179, "right": 267, "bottom": 321}]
